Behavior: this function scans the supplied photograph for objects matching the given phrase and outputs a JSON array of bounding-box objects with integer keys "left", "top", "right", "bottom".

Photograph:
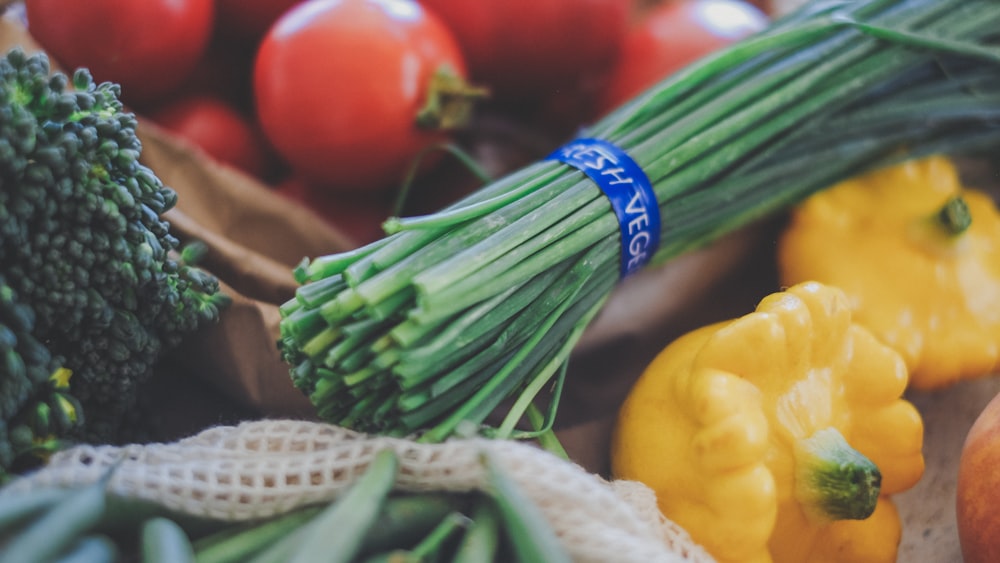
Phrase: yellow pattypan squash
[
  {"left": 778, "top": 155, "right": 1000, "bottom": 390},
  {"left": 611, "top": 281, "right": 924, "bottom": 563}
]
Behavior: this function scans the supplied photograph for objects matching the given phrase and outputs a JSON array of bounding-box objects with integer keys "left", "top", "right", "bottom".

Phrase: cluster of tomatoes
[{"left": 22, "top": 0, "right": 773, "bottom": 245}]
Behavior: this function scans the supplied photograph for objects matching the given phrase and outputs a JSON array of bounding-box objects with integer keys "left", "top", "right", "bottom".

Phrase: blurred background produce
[
  {"left": 147, "top": 93, "right": 276, "bottom": 182},
  {"left": 596, "top": 0, "right": 768, "bottom": 114},
  {"left": 23, "top": 0, "right": 215, "bottom": 109}
]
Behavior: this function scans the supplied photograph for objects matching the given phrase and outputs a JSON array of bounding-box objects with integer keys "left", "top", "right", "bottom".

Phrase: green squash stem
[
  {"left": 794, "top": 427, "right": 881, "bottom": 522},
  {"left": 934, "top": 195, "right": 972, "bottom": 236}
]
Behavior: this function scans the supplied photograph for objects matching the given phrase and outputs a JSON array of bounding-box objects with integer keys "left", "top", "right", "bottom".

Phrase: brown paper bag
[{"left": 139, "top": 123, "right": 353, "bottom": 417}]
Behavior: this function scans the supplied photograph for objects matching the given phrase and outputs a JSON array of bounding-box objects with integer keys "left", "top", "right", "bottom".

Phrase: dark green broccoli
[
  {"left": 0, "top": 274, "right": 81, "bottom": 480},
  {"left": 0, "top": 47, "right": 229, "bottom": 448}
]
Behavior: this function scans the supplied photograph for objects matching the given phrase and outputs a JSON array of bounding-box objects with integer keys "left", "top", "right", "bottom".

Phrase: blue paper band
[{"left": 547, "top": 138, "right": 660, "bottom": 278}]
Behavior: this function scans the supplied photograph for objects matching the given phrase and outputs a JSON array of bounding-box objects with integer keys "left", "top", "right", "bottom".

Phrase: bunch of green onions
[{"left": 278, "top": 0, "right": 1000, "bottom": 445}]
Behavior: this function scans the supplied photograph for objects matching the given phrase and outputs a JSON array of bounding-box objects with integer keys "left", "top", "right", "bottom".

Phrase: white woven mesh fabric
[{"left": 3, "top": 419, "right": 715, "bottom": 563}]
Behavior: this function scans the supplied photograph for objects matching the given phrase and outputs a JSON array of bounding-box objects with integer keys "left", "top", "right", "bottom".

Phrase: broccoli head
[
  {"left": 0, "top": 48, "right": 229, "bottom": 446},
  {"left": 0, "top": 274, "right": 82, "bottom": 480}
]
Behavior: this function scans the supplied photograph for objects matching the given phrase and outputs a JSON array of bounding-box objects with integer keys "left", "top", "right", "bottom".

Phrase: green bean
[
  {"left": 0, "top": 488, "right": 75, "bottom": 533},
  {"left": 358, "top": 549, "right": 420, "bottom": 563},
  {"left": 0, "top": 479, "right": 107, "bottom": 563},
  {"left": 53, "top": 535, "right": 118, "bottom": 563},
  {"left": 194, "top": 506, "right": 323, "bottom": 563},
  {"left": 357, "top": 493, "right": 463, "bottom": 556},
  {"left": 409, "top": 511, "right": 469, "bottom": 560},
  {"left": 244, "top": 526, "right": 310, "bottom": 563},
  {"left": 287, "top": 448, "right": 400, "bottom": 563},
  {"left": 481, "top": 452, "right": 571, "bottom": 563},
  {"left": 142, "top": 516, "right": 196, "bottom": 563},
  {"left": 451, "top": 497, "right": 501, "bottom": 563}
]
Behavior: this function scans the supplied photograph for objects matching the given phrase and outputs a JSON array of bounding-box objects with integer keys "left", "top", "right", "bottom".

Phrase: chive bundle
[{"left": 279, "top": 0, "right": 1000, "bottom": 443}]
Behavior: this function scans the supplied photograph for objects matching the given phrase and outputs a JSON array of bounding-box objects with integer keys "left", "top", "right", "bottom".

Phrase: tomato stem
[{"left": 415, "top": 65, "right": 489, "bottom": 131}]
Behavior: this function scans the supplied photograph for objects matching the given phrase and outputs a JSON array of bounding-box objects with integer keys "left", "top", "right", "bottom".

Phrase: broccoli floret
[
  {"left": 0, "top": 48, "right": 229, "bottom": 446},
  {"left": 0, "top": 280, "right": 54, "bottom": 422},
  {"left": 0, "top": 274, "right": 80, "bottom": 479}
]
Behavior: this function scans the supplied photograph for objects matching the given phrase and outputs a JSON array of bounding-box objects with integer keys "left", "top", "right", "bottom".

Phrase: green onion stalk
[{"left": 278, "top": 0, "right": 1000, "bottom": 447}]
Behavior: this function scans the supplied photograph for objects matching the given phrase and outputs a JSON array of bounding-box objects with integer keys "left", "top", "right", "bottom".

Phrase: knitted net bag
[{"left": 3, "top": 419, "right": 715, "bottom": 563}]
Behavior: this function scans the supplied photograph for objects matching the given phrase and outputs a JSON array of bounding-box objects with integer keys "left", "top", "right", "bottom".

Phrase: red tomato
[
  {"left": 24, "top": 0, "right": 214, "bottom": 108},
  {"left": 215, "top": 0, "right": 303, "bottom": 42},
  {"left": 254, "top": 0, "right": 469, "bottom": 194},
  {"left": 419, "top": 0, "right": 632, "bottom": 104},
  {"left": 148, "top": 94, "right": 275, "bottom": 181},
  {"left": 597, "top": 0, "right": 768, "bottom": 114}
]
